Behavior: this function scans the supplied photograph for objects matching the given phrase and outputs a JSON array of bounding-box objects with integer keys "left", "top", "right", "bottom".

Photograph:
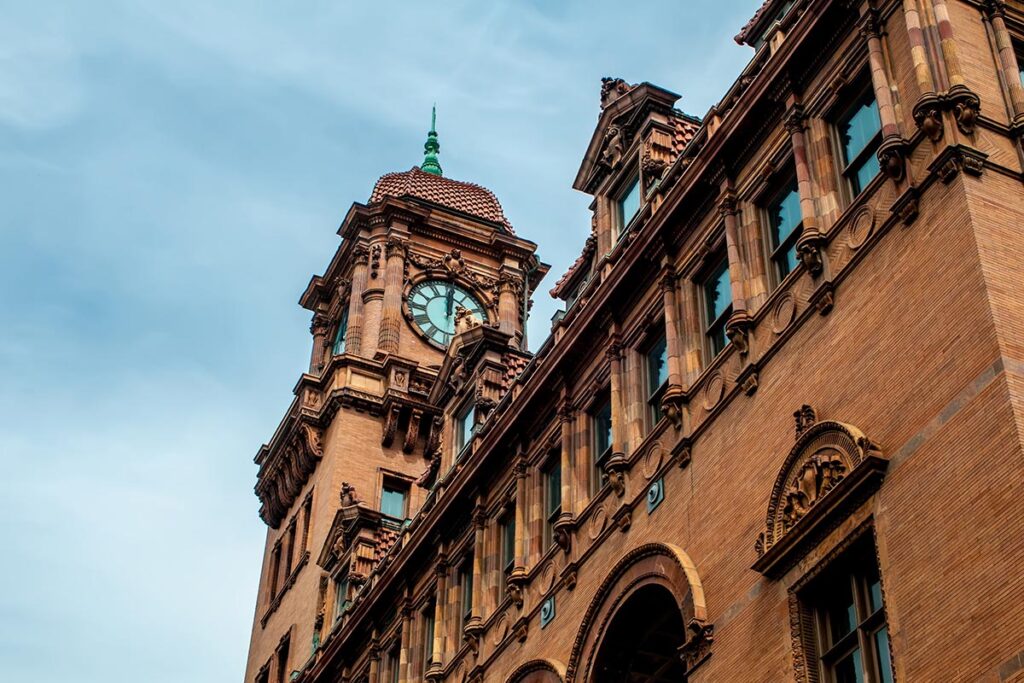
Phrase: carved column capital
[
  {"left": 310, "top": 312, "right": 331, "bottom": 337},
  {"left": 783, "top": 105, "right": 807, "bottom": 135},
  {"left": 353, "top": 245, "right": 370, "bottom": 265},
  {"left": 385, "top": 235, "right": 408, "bottom": 258},
  {"left": 658, "top": 271, "right": 677, "bottom": 293},
  {"left": 981, "top": 0, "right": 1007, "bottom": 19},
  {"left": 717, "top": 192, "right": 739, "bottom": 218},
  {"left": 857, "top": 8, "right": 883, "bottom": 39}
]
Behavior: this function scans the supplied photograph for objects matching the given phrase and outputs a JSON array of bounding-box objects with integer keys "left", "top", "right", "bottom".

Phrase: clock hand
[{"left": 445, "top": 287, "right": 454, "bottom": 320}]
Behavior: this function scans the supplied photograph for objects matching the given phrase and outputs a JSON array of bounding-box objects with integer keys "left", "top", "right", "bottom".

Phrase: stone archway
[
  {"left": 591, "top": 583, "right": 688, "bottom": 681},
  {"left": 566, "top": 543, "right": 712, "bottom": 682},
  {"left": 505, "top": 659, "right": 565, "bottom": 683}
]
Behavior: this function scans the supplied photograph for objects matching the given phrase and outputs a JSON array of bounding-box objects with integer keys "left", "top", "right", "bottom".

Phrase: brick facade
[{"left": 244, "top": 1, "right": 1024, "bottom": 681}]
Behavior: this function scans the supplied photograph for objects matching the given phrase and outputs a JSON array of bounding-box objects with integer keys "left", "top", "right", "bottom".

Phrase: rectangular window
[
  {"left": 269, "top": 544, "right": 282, "bottom": 598},
  {"left": 499, "top": 512, "right": 516, "bottom": 596},
  {"left": 645, "top": 333, "right": 668, "bottom": 426},
  {"left": 332, "top": 309, "right": 349, "bottom": 355},
  {"left": 422, "top": 602, "right": 436, "bottom": 671},
  {"left": 275, "top": 635, "right": 290, "bottom": 683},
  {"left": 702, "top": 255, "right": 732, "bottom": 358},
  {"left": 800, "top": 536, "right": 894, "bottom": 683},
  {"left": 256, "top": 669, "right": 270, "bottom": 683},
  {"left": 1017, "top": 41, "right": 1024, "bottom": 85},
  {"left": 592, "top": 395, "right": 612, "bottom": 491},
  {"left": 617, "top": 174, "right": 642, "bottom": 237},
  {"left": 380, "top": 482, "right": 408, "bottom": 520},
  {"left": 301, "top": 496, "right": 312, "bottom": 554},
  {"left": 837, "top": 89, "right": 882, "bottom": 198},
  {"left": 767, "top": 175, "right": 802, "bottom": 281},
  {"left": 387, "top": 646, "right": 400, "bottom": 683},
  {"left": 285, "top": 521, "right": 297, "bottom": 578},
  {"left": 458, "top": 556, "right": 474, "bottom": 633},
  {"left": 542, "top": 456, "right": 562, "bottom": 550},
  {"left": 333, "top": 576, "right": 349, "bottom": 622},
  {"left": 455, "top": 400, "right": 476, "bottom": 457}
]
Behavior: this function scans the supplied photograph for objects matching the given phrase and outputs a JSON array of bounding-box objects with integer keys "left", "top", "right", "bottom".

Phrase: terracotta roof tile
[
  {"left": 499, "top": 351, "right": 531, "bottom": 394},
  {"left": 370, "top": 167, "right": 514, "bottom": 233},
  {"left": 735, "top": 0, "right": 784, "bottom": 45},
  {"left": 670, "top": 111, "right": 701, "bottom": 154},
  {"left": 373, "top": 523, "right": 401, "bottom": 562}
]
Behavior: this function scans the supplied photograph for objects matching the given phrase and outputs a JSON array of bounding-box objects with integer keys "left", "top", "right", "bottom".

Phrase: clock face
[{"left": 408, "top": 280, "right": 485, "bottom": 346}]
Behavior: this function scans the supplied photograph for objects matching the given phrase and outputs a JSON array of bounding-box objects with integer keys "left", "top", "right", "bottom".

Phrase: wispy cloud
[{"left": 0, "top": 1, "right": 756, "bottom": 680}]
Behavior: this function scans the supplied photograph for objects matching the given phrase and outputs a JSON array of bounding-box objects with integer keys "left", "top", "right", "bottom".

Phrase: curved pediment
[{"left": 753, "top": 406, "right": 888, "bottom": 578}]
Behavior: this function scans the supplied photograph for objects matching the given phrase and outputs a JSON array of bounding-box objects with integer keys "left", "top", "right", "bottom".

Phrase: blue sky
[{"left": 0, "top": 2, "right": 756, "bottom": 680}]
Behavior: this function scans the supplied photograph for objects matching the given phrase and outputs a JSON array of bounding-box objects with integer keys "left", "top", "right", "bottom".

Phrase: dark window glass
[
  {"left": 618, "top": 175, "right": 641, "bottom": 235},
  {"left": 703, "top": 256, "right": 732, "bottom": 357},
  {"left": 459, "top": 559, "right": 473, "bottom": 632},
  {"left": 387, "top": 648, "right": 400, "bottom": 683},
  {"left": 422, "top": 603, "right": 435, "bottom": 669},
  {"left": 380, "top": 484, "right": 407, "bottom": 519},
  {"left": 646, "top": 333, "right": 668, "bottom": 425},
  {"left": 500, "top": 513, "right": 515, "bottom": 595},
  {"left": 543, "top": 457, "right": 562, "bottom": 549},
  {"left": 334, "top": 577, "right": 349, "bottom": 622},
  {"left": 767, "top": 176, "right": 802, "bottom": 280},
  {"left": 275, "top": 636, "right": 290, "bottom": 683},
  {"left": 333, "top": 309, "right": 349, "bottom": 355},
  {"left": 803, "top": 536, "right": 893, "bottom": 683},
  {"left": 455, "top": 401, "right": 475, "bottom": 456},
  {"left": 269, "top": 545, "right": 282, "bottom": 597},
  {"left": 838, "top": 91, "right": 882, "bottom": 197},
  {"left": 592, "top": 397, "right": 612, "bottom": 490}
]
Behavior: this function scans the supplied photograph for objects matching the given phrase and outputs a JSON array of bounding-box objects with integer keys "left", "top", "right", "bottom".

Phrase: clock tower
[{"left": 244, "top": 113, "right": 548, "bottom": 683}]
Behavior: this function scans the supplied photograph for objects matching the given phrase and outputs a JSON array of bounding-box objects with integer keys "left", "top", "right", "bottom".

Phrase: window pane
[
  {"left": 546, "top": 461, "right": 562, "bottom": 518},
  {"left": 851, "top": 154, "right": 881, "bottom": 196},
  {"left": 647, "top": 335, "right": 668, "bottom": 396},
  {"left": 834, "top": 649, "right": 865, "bottom": 683},
  {"left": 457, "top": 403, "right": 475, "bottom": 453},
  {"left": 825, "top": 579, "right": 858, "bottom": 643},
  {"left": 381, "top": 487, "right": 406, "bottom": 518},
  {"left": 594, "top": 400, "right": 612, "bottom": 456},
  {"left": 769, "top": 180, "right": 801, "bottom": 277},
  {"left": 423, "top": 609, "right": 435, "bottom": 662},
  {"left": 875, "top": 626, "right": 894, "bottom": 683},
  {"left": 868, "top": 577, "right": 883, "bottom": 614},
  {"left": 704, "top": 258, "right": 732, "bottom": 325},
  {"left": 618, "top": 175, "right": 641, "bottom": 230},
  {"left": 840, "top": 96, "right": 881, "bottom": 166},
  {"left": 502, "top": 517, "right": 515, "bottom": 568},
  {"left": 461, "top": 563, "right": 473, "bottom": 617},
  {"left": 333, "top": 310, "right": 349, "bottom": 355}
]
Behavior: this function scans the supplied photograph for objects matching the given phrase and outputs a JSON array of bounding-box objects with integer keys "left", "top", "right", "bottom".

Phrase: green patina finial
[{"left": 421, "top": 104, "right": 443, "bottom": 176}]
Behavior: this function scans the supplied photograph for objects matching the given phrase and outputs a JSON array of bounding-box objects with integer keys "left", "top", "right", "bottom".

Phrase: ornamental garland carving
[{"left": 754, "top": 406, "right": 888, "bottom": 575}]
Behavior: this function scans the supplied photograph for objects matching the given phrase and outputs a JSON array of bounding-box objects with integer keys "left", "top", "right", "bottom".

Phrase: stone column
[
  {"left": 855, "top": 10, "right": 906, "bottom": 184},
  {"left": 785, "top": 104, "right": 825, "bottom": 278},
  {"left": 496, "top": 271, "right": 523, "bottom": 345},
  {"left": 345, "top": 246, "right": 370, "bottom": 357},
  {"left": 553, "top": 399, "right": 574, "bottom": 552},
  {"left": 902, "top": 0, "right": 945, "bottom": 140},
  {"left": 426, "top": 557, "right": 447, "bottom": 681},
  {"left": 604, "top": 337, "right": 628, "bottom": 496},
  {"left": 368, "top": 634, "right": 381, "bottom": 683},
  {"left": 659, "top": 268, "right": 685, "bottom": 429},
  {"left": 310, "top": 312, "right": 331, "bottom": 374},
  {"left": 362, "top": 243, "right": 385, "bottom": 357},
  {"left": 720, "top": 190, "right": 752, "bottom": 356},
  {"left": 398, "top": 602, "right": 411, "bottom": 683},
  {"left": 464, "top": 505, "right": 486, "bottom": 642},
  {"left": 507, "top": 455, "right": 528, "bottom": 606},
  {"left": 983, "top": 1, "right": 1024, "bottom": 127},
  {"left": 377, "top": 235, "right": 407, "bottom": 355}
]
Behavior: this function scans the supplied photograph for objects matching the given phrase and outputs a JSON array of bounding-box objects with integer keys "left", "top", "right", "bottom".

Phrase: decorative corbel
[
  {"left": 678, "top": 619, "right": 714, "bottom": 675},
  {"left": 604, "top": 455, "right": 628, "bottom": 498},
  {"left": 403, "top": 409, "right": 422, "bottom": 454},
  {"left": 913, "top": 94, "right": 944, "bottom": 142},
  {"left": 949, "top": 86, "right": 981, "bottom": 136},
  {"left": 552, "top": 515, "right": 573, "bottom": 555},
  {"left": 876, "top": 136, "right": 906, "bottom": 183},
  {"left": 659, "top": 386, "right": 686, "bottom": 430},
  {"left": 381, "top": 405, "right": 400, "bottom": 447},
  {"left": 795, "top": 229, "right": 825, "bottom": 277}
]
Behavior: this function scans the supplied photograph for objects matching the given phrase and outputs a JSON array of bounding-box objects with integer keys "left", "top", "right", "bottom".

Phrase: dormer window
[
  {"left": 616, "top": 174, "right": 642, "bottom": 238},
  {"left": 380, "top": 481, "right": 408, "bottom": 520},
  {"left": 455, "top": 400, "right": 476, "bottom": 458},
  {"left": 332, "top": 309, "right": 349, "bottom": 355}
]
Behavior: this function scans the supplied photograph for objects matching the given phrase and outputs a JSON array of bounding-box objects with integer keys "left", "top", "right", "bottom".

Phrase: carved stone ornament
[
  {"left": 604, "top": 454, "right": 628, "bottom": 498},
  {"left": 753, "top": 408, "right": 889, "bottom": 578},
  {"left": 340, "top": 481, "right": 362, "bottom": 507},
  {"left": 678, "top": 619, "right": 715, "bottom": 675},
  {"left": 256, "top": 423, "right": 324, "bottom": 527},
  {"left": 876, "top": 136, "right": 906, "bottom": 183},
  {"left": 949, "top": 86, "right": 980, "bottom": 136},
  {"left": 600, "top": 76, "right": 633, "bottom": 108},
  {"left": 725, "top": 316, "right": 751, "bottom": 356},
  {"left": 454, "top": 305, "right": 483, "bottom": 335},
  {"left": 553, "top": 514, "right": 573, "bottom": 554},
  {"left": 795, "top": 230, "right": 824, "bottom": 277},
  {"left": 660, "top": 385, "right": 685, "bottom": 430},
  {"left": 913, "top": 94, "right": 944, "bottom": 142}
]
